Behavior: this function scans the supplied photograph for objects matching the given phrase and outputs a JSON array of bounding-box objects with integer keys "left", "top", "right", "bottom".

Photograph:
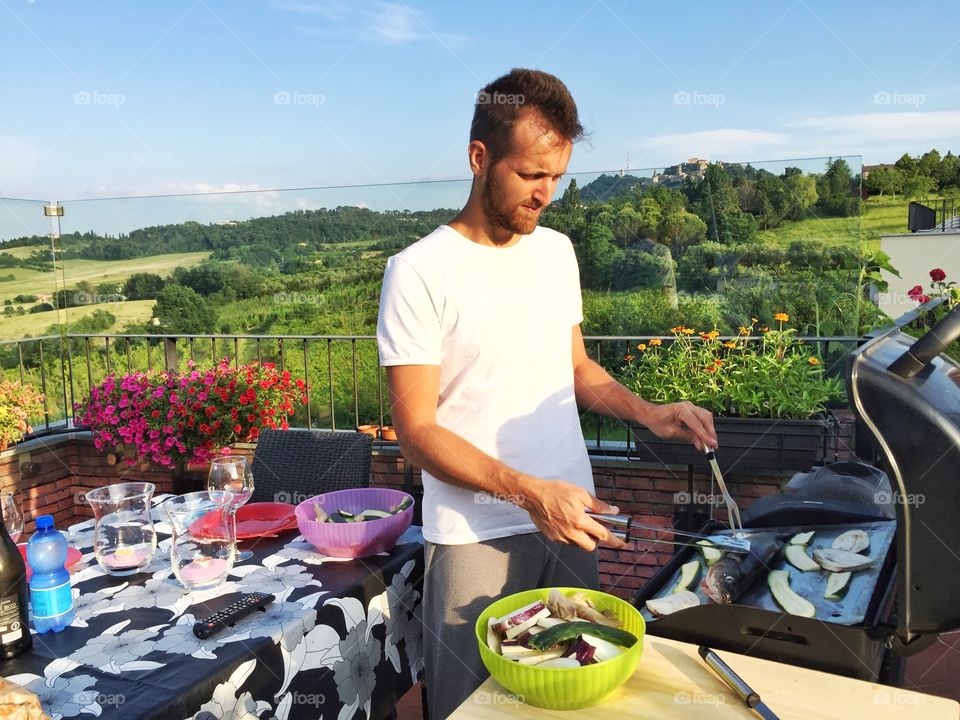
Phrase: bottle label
[
  {"left": 30, "top": 580, "right": 73, "bottom": 619},
  {"left": 0, "top": 595, "right": 27, "bottom": 645}
]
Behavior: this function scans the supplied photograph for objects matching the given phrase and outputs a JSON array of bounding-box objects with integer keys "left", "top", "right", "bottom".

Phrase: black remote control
[{"left": 192, "top": 592, "right": 275, "bottom": 639}]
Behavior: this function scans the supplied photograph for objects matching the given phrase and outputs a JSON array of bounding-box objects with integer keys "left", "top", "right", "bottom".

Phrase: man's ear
[{"left": 467, "top": 140, "right": 488, "bottom": 177}]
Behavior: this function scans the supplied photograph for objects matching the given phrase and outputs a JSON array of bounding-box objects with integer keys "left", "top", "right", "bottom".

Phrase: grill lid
[{"left": 847, "top": 304, "right": 960, "bottom": 641}]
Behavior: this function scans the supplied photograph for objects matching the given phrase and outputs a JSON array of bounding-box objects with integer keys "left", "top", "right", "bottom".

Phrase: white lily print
[
  {"left": 62, "top": 619, "right": 165, "bottom": 675},
  {"left": 189, "top": 658, "right": 271, "bottom": 720},
  {"left": 154, "top": 614, "right": 223, "bottom": 659},
  {"left": 368, "top": 558, "right": 420, "bottom": 676},
  {"left": 5, "top": 666, "right": 100, "bottom": 720}
]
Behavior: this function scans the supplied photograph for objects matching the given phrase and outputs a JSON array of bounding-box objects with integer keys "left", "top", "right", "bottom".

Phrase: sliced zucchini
[
  {"left": 789, "top": 531, "right": 816, "bottom": 546},
  {"left": 832, "top": 529, "right": 869, "bottom": 554},
  {"left": 527, "top": 621, "right": 637, "bottom": 652},
  {"left": 360, "top": 509, "right": 391, "bottom": 520},
  {"left": 768, "top": 569, "right": 816, "bottom": 617},
  {"left": 824, "top": 571, "right": 852, "bottom": 600},
  {"left": 696, "top": 540, "right": 723, "bottom": 566},
  {"left": 673, "top": 560, "right": 700, "bottom": 593},
  {"left": 785, "top": 544, "right": 821, "bottom": 572},
  {"left": 645, "top": 590, "right": 700, "bottom": 617},
  {"left": 813, "top": 548, "right": 873, "bottom": 573},
  {"left": 389, "top": 497, "right": 413, "bottom": 514}
]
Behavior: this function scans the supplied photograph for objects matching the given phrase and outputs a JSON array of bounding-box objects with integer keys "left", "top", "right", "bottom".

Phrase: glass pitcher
[
  {"left": 164, "top": 491, "right": 235, "bottom": 591},
  {"left": 85, "top": 482, "right": 157, "bottom": 576}
]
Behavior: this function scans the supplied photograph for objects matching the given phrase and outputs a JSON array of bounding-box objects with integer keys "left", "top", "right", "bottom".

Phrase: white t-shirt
[{"left": 377, "top": 224, "right": 595, "bottom": 544}]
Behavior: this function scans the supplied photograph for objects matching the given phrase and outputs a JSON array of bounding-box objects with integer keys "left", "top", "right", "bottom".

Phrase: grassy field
[
  {"left": 0, "top": 299, "right": 155, "bottom": 338},
  {"left": 758, "top": 197, "right": 912, "bottom": 250},
  {"left": 0, "top": 245, "right": 44, "bottom": 260},
  {"left": 0, "top": 251, "right": 210, "bottom": 305}
]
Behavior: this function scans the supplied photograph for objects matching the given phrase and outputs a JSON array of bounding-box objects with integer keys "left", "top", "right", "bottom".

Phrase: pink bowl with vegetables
[
  {"left": 474, "top": 587, "right": 645, "bottom": 709},
  {"left": 295, "top": 488, "right": 414, "bottom": 558}
]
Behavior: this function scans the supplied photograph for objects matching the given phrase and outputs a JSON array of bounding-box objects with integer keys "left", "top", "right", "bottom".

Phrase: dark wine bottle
[{"left": 0, "top": 500, "right": 31, "bottom": 660}]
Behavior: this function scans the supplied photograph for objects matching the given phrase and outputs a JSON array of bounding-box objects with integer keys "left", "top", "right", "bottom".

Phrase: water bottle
[{"left": 27, "top": 515, "right": 74, "bottom": 633}]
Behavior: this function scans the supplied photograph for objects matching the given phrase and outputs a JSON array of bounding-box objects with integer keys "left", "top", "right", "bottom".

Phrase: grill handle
[{"left": 888, "top": 303, "right": 960, "bottom": 379}]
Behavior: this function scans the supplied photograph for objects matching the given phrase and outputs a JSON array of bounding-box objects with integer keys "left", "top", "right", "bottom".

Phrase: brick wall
[{"left": 2, "top": 417, "right": 855, "bottom": 601}]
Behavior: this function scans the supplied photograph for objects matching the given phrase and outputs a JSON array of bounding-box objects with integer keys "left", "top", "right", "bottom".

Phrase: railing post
[{"left": 163, "top": 337, "right": 179, "bottom": 372}]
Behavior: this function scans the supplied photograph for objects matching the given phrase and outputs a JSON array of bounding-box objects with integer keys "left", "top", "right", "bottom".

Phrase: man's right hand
[{"left": 517, "top": 476, "right": 630, "bottom": 552}]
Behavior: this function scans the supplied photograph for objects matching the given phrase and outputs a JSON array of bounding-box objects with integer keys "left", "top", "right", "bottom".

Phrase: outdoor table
[
  {"left": 4, "top": 495, "right": 424, "bottom": 720},
  {"left": 450, "top": 635, "right": 960, "bottom": 720}
]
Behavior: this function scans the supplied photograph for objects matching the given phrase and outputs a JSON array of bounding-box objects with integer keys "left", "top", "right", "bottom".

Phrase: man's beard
[{"left": 482, "top": 171, "right": 540, "bottom": 237}]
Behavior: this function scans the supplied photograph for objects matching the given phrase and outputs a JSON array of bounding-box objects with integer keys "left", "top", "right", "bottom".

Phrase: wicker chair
[{"left": 250, "top": 429, "right": 373, "bottom": 504}]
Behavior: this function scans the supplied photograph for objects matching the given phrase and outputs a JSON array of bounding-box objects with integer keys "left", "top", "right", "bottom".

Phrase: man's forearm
[{"left": 574, "top": 357, "right": 655, "bottom": 426}]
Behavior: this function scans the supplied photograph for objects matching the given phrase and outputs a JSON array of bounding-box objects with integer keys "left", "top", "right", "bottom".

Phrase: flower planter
[{"left": 628, "top": 414, "right": 839, "bottom": 473}]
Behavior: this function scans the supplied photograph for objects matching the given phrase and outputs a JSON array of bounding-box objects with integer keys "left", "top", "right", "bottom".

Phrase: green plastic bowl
[{"left": 474, "top": 587, "right": 645, "bottom": 710}]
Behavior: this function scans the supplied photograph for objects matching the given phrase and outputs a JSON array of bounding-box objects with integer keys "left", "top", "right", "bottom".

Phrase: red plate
[
  {"left": 190, "top": 502, "right": 298, "bottom": 539},
  {"left": 18, "top": 544, "right": 83, "bottom": 581}
]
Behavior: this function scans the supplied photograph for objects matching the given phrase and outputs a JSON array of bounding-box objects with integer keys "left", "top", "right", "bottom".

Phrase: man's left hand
[{"left": 642, "top": 401, "right": 718, "bottom": 451}]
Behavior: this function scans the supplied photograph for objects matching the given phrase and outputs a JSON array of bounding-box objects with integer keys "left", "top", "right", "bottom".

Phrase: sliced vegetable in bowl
[{"left": 475, "top": 587, "right": 645, "bottom": 710}]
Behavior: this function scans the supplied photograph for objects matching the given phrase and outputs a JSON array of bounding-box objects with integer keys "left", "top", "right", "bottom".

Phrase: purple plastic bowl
[{"left": 295, "top": 488, "right": 414, "bottom": 558}]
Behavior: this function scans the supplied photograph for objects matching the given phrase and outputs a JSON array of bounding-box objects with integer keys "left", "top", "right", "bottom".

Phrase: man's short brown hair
[{"left": 471, "top": 68, "right": 584, "bottom": 161}]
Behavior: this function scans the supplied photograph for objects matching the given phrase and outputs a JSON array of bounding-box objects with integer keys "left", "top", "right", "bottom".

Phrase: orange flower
[
  {"left": 774, "top": 312, "right": 789, "bottom": 323},
  {"left": 670, "top": 326, "right": 684, "bottom": 334},
  {"left": 714, "top": 359, "right": 723, "bottom": 366},
  {"left": 761, "top": 326, "right": 770, "bottom": 333},
  {"left": 704, "top": 365, "right": 717, "bottom": 374},
  {"left": 624, "top": 354, "right": 634, "bottom": 362},
  {"left": 723, "top": 341, "right": 737, "bottom": 349},
  {"left": 751, "top": 317, "right": 758, "bottom": 324},
  {"left": 636, "top": 343, "right": 647, "bottom": 351},
  {"left": 682, "top": 327, "right": 695, "bottom": 335},
  {"left": 738, "top": 326, "right": 750, "bottom": 336},
  {"left": 649, "top": 338, "right": 663, "bottom": 346},
  {"left": 808, "top": 356, "right": 820, "bottom": 365}
]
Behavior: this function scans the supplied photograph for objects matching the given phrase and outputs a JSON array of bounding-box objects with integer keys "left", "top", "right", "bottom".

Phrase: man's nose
[{"left": 532, "top": 178, "right": 557, "bottom": 205}]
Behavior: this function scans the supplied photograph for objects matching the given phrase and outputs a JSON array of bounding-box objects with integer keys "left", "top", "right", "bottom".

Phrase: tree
[
  {"left": 917, "top": 149, "right": 942, "bottom": 179},
  {"left": 895, "top": 153, "right": 917, "bottom": 177},
  {"left": 817, "top": 158, "right": 858, "bottom": 216},
  {"left": 905, "top": 174, "right": 938, "bottom": 200},
  {"left": 123, "top": 273, "right": 166, "bottom": 300},
  {"left": 783, "top": 173, "right": 818, "bottom": 219},
  {"left": 152, "top": 285, "right": 217, "bottom": 334},
  {"left": 934, "top": 151, "right": 959, "bottom": 190},
  {"left": 864, "top": 166, "right": 905, "bottom": 197}
]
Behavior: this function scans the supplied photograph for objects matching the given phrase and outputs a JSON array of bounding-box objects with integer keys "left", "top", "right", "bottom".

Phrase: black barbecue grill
[{"left": 632, "top": 304, "right": 960, "bottom": 683}]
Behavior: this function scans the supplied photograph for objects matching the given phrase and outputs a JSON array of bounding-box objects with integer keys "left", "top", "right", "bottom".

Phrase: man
[{"left": 377, "top": 68, "right": 716, "bottom": 719}]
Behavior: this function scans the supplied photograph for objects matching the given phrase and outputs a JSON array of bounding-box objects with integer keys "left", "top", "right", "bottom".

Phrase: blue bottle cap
[{"left": 35, "top": 515, "right": 54, "bottom": 530}]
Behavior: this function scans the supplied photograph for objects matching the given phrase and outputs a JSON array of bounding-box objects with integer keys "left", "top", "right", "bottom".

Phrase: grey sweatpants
[{"left": 422, "top": 533, "right": 598, "bottom": 720}]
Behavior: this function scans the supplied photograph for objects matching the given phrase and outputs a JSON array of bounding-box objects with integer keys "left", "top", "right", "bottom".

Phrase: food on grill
[
  {"left": 813, "top": 548, "right": 874, "bottom": 572},
  {"left": 832, "top": 529, "right": 869, "bottom": 554},
  {"left": 646, "top": 590, "right": 700, "bottom": 617},
  {"left": 824, "top": 571, "right": 852, "bottom": 600},
  {"left": 546, "top": 589, "right": 621, "bottom": 627},
  {"left": 768, "top": 569, "right": 816, "bottom": 617},
  {"left": 696, "top": 539, "right": 723, "bottom": 565},
  {"left": 673, "top": 560, "right": 700, "bottom": 593},
  {"left": 785, "top": 544, "right": 821, "bottom": 572},
  {"left": 789, "top": 531, "right": 816, "bottom": 546},
  {"left": 701, "top": 532, "right": 783, "bottom": 604}
]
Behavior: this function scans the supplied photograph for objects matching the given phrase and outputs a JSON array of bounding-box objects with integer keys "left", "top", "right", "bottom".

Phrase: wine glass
[
  {"left": 2, "top": 492, "right": 24, "bottom": 544},
  {"left": 207, "top": 456, "right": 254, "bottom": 562}
]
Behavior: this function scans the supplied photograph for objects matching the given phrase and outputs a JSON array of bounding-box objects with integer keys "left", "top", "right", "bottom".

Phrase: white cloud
[
  {"left": 789, "top": 111, "right": 960, "bottom": 143},
  {"left": 284, "top": 0, "right": 465, "bottom": 46}
]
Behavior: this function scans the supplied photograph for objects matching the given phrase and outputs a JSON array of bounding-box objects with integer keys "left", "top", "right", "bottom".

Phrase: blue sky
[{"left": 1, "top": 0, "right": 958, "bottom": 208}]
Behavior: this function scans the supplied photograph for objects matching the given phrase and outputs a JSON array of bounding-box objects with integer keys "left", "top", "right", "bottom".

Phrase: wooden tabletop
[{"left": 450, "top": 636, "right": 960, "bottom": 720}]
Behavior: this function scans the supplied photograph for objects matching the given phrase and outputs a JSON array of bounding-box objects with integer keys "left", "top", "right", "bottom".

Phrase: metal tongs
[
  {"left": 704, "top": 447, "right": 745, "bottom": 539},
  {"left": 586, "top": 512, "right": 751, "bottom": 553}
]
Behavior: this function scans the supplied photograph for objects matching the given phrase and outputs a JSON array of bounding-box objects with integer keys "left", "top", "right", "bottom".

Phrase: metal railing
[{"left": 0, "top": 332, "right": 860, "bottom": 447}]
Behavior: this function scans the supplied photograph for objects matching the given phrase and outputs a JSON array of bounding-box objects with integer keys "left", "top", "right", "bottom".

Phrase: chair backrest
[{"left": 251, "top": 429, "right": 372, "bottom": 504}]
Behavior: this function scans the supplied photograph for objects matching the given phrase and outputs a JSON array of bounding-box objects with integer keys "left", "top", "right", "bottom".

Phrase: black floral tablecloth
[{"left": 4, "top": 495, "right": 425, "bottom": 720}]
